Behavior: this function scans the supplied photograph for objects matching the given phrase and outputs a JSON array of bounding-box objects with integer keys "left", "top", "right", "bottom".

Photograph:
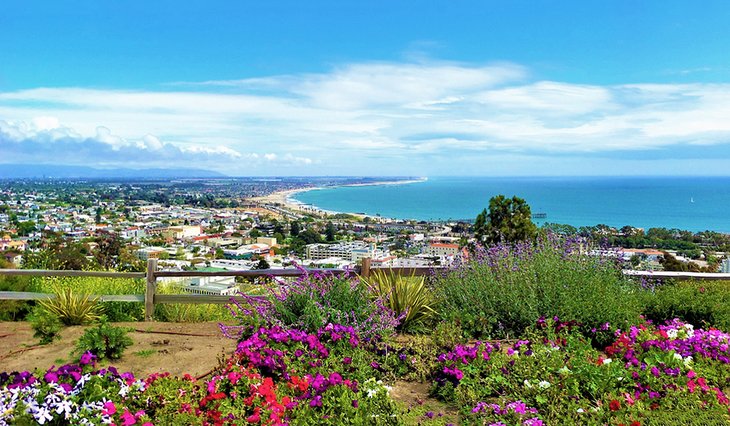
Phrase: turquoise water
[{"left": 292, "top": 177, "right": 730, "bottom": 232}]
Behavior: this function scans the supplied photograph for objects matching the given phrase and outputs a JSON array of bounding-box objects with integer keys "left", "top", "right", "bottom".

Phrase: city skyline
[{"left": 2, "top": 1, "right": 730, "bottom": 176}]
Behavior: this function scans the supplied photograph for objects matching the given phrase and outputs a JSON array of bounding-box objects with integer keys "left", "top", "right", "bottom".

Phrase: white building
[
  {"left": 423, "top": 243, "right": 461, "bottom": 258},
  {"left": 306, "top": 242, "right": 389, "bottom": 262}
]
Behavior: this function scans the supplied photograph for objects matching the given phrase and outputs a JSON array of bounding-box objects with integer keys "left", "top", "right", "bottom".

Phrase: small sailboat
[{"left": 690, "top": 197, "right": 695, "bottom": 203}]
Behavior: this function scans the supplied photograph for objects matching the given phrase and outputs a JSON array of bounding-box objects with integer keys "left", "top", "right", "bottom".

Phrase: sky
[{"left": 1, "top": 0, "right": 730, "bottom": 176}]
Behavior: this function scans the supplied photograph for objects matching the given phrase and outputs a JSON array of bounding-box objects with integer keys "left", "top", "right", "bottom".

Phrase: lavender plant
[
  {"left": 222, "top": 268, "right": 400, "bottom": 340},
  {"left": 435, "top": 235, "right": 642, "bottom": 345}
]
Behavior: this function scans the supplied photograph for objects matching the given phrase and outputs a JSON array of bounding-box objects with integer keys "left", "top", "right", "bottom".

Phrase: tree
[
  {"left": 253, "top": 258, "right": 270, "bottom": 270},
  {"left": 214, "top": 248, "right": 225, "bottom": 259},
  {"left": 94, "top": 235, "right": 122, "bottom": 270},
  {"left": 16, "top": 221, "right": 36, "bottom": 236},
  {"left": 474, "top": 195, "right": 537, "bottom": 245},
  {"left": 325, "top": 222, "right": 336, "bottom": 242},
  {"left": 290, "top": 221, "right": 301, "bottom": 237},
  {"left": 273, "top": 221, "right": 286, "bottom": 236},
  {"left": 298, "top": 229, "right": 323, "bottom": 245}
]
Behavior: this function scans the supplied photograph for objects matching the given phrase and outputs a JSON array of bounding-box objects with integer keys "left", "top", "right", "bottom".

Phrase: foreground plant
[
  {"left": 73, "top": 317, "right": 133, "bottom": 360},
  {"left": 363, "top": 270, "right": 437, "bottom": 333},
  {"left": 436, "top": 236, "right": 641, "bottom": 345},
  {"left": 431, "top": 317, "right": 730, "bottom": 424},
  {"left": 0, "top": 352, "right": 152, "bottom": 425},
  {"left": 37, "top": 286, "right": 102, "bottom": 326},
  {"left": 228, "top": 268, "right": 400, "bottom": 338}
]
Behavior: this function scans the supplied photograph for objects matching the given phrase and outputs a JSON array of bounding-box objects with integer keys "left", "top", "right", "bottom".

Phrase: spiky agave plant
[
  {"left": 38, "top": 285, "right": 102, "bottom": 325},
  {"left": 363, "top": 270, "right": 437, "bottom": 333}
]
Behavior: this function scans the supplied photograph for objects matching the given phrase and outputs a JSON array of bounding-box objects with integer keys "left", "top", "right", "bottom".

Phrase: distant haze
[{"left": 0, "top": 164, "right": 225, "bottom": 179}]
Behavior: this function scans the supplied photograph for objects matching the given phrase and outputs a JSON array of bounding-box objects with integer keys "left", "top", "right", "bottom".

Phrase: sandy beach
[{"left": 249, "top": 177, "right": 427, "bottom": 217}]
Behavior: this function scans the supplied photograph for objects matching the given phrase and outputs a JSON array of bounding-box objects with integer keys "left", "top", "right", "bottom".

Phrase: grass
[{"left": 133, "top": 349, "right": 156, "bottom": 358}]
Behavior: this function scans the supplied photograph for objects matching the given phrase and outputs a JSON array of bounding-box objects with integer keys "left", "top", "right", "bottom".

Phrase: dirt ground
[{"left": 0, "top": 321, "right": 238, "bottom": 378}]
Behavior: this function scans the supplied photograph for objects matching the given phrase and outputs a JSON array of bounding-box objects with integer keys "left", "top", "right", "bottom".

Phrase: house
[
  {"left": 621, "top": 248, "right": 664, "bottom": 262},
  {"left": 0, "top": 235, "right": 28, "bottom": 252},
  {"left": 120, "top": 227, "right": 147, "bottom": 240},
  {"left": 423, "top": 243, "right": 460, "bottom": 258},
  {"left": 162, "top": 225, "right": 202, "bottom": 240}
]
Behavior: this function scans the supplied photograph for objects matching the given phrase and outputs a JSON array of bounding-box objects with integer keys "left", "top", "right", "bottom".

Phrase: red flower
[
  {"left": 210, "top": 392, "right": 226, "bottom": 400},
  {"left": 246, "top": 407, "right": 261, "bottom": 423},
  {"left": 609, "top": 399, "right": 621, "bottom": 411},
  {"left": 631, "top": 422, "right": 641, "bottom": 426}
]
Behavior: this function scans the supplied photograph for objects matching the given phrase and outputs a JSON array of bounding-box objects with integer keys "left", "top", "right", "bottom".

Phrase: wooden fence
[{"left": 1, "top": 257, "right": 730, "bottom": 321}]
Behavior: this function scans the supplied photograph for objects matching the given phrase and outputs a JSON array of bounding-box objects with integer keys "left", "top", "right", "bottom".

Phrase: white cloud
[{"left": 2, "top": 60, "right": 730, "bottom": 175}]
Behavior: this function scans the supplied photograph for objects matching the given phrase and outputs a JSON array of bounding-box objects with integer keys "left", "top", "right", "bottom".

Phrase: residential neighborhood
[{"left": 1, "top": 179, "right": 728, "bottom": 297}]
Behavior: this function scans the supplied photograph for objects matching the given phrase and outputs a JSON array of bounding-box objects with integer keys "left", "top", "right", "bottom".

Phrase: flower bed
[
  {"left": 4, "top": 317, "right": 730, "bottom": 425},
  {"left": 431, "top": 317, "right": 730, "bottom": 425}
]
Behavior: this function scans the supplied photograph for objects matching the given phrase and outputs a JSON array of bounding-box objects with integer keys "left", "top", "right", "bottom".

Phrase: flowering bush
[
  {"left": 468, "top": 400, "right": 543, "bottom": 426},
  {"left": 225, "top": 269, "right": 400, "bottom": 338},
  {"left": 151, "top": 323, "right": 399, "bottom": 425},
  {"left": 435, "top": 236, "right": 642, "bottom": 345},
  {"left": 0, "top": 352, "right": 152, "bottom": 425},
  {"left": 431, "top": 317, "right": 730, "bottom": 424}
]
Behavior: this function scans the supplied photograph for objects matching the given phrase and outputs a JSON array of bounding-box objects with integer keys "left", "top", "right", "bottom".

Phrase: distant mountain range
[{"left": 0, "top": 164, "right": 226, "bottom": 179}]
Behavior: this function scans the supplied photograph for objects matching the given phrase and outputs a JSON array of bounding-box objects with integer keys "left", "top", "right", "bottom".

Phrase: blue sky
[{"left": 1, "top": 1, "right": 730, "bottom": 176}]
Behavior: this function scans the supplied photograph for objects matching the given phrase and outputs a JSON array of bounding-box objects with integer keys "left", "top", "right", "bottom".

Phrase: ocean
[{"left": 291, "top": 176, "right": 730, "bottom": 232}]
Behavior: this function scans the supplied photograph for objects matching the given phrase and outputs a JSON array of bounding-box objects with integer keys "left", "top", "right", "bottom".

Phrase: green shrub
[
  {"left": 28, "top": 306, "right": 63, "bottom": 344},
  {"left": 32, "top": 277, "right": 145, "bottom": 322},
  {"left": 0, "top": 275, "right": 34, "bottom": 321},
  {"left": 435, "top": 237, "right": 643, "bottom": 346},
  {"left": 363, "top": 270, "right": 437, "bottom": 333},
  {"left": 73, "top": 318, "right": 133, "bottom": 360},
  {"left": 235, "top": 271, "right": 399, "bottom": 337},
  {"left": 38, "top": 286, "right": 102, "bottom": 325},
  {"left": 642, "top": 280, "right": 730, "bottom": 329}
]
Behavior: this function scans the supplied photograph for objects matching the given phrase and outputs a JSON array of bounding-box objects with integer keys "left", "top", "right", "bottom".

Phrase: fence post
[
  {"left": 361, "top": 257, "right": 371, "bottom": 279},
  {"left": 145, "top": 258, "right": 158, "bottom": 321}
]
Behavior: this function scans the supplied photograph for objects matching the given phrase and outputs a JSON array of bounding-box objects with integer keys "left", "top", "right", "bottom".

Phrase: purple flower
[
  {"left": 309, "top": 395, "right": 323, "bottom": 407},
  {"left": 79, "top": 351, "right": 96, "bottom": 365},
  {"left": 44, "top": 370, "right": 58, "bottom": 383}
]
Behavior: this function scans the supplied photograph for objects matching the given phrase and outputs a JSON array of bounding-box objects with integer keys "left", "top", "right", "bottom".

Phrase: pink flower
[
  {"left": 102, "top": 401, "right": 117, "bottom": 416},
  {"left": 121, "top": 410, "right": 137, "bottom": 426},
  {"left": 80, "top": 351, "right": 96, "bottom": 365}
]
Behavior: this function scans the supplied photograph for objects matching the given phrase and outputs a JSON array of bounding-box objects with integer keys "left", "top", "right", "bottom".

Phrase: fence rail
[{"left": 2, "top": 257, "right": 730, "bottom": 321}]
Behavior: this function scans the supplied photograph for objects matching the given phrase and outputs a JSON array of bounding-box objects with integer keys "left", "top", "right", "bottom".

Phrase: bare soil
[{"left": 0, "top": 321, "right": 238, "bottom": 378}]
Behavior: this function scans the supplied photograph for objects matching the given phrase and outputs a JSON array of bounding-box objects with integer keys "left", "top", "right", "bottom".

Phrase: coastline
[{"left": 249, "top": 177, "right": 427, "bottom": 218}]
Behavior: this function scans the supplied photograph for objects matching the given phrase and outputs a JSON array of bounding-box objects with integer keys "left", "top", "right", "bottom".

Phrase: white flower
[
  {"left": 667, "top": 329, "right": 678, "bottom": 339},
  {"left": 367, "top": 389, "right": 378, "bottom": 398},
  {"left": 54, "top": 399, "right": 73, "bottom": 417},
  {"left": 602, "top": 358, "right": 612, "bottom": 365},
  {"left": 673, "top": 353, "right": 683, "bottom": 361},
  {"left": 684, "top": 356, "right": 693, "bottom": 366},
  {"left": 523, "top": 379, "right": 533, "bottom": 388},
  {"left": 558, "top": 366, "right": 571, "bottom": 374},
  {"left": 577, "top": 408, "right": 585, "bottom": 413},
  {"left": 33, "top": 406, "right": 53, "bottom": 424},
  {"left": 538, "top": 380, "right": 551, "bottom": 389}
]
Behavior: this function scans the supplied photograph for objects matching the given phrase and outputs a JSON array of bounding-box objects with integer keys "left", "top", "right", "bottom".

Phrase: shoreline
[{"left": 250, "top": 177, "right": 427, "bottom": 218}]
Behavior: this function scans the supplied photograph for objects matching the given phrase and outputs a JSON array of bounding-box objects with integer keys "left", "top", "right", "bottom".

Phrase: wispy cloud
[{"left": 1, "top": 60, "right": 730, "bottom": 175}]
